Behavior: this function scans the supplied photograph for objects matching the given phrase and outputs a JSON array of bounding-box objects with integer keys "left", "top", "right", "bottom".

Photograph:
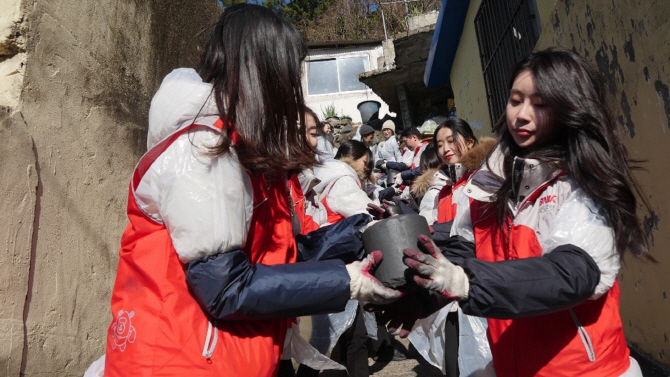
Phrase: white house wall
[{"left": 303, "top": 45, "right": 391, "bottom": 123}]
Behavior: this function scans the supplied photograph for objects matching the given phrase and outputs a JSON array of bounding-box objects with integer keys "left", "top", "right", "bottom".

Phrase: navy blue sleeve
[
  {"left": 399, "top": 199, "right": 418, "bottom": 214},
  {"left": 378, "top": 186, "right": 396, "bottom": 201},
  {"left": 186, "top": 250, "right": 351, "bottom": 321},
  {"left": 460, "top": 244, "right": 600, "bottom": 319},
  {"left": 386, "top": 161, "right": 408, "bottom": 171},
  {"left": 296, "top": 213, "right": 371, "bottom": 263},
  {"left": 439, "top": 234, "right": 475, "bottom": 265},
  {"left": 400, "top": 167, "right": 421, "bottom": 182},
  {"left": 429, "top": 222, "right": 454, "bottom": 249}
]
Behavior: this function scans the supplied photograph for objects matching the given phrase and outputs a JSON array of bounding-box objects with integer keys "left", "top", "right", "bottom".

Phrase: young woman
[
  {"left": 314, "top": 139, "right": 378, "bottom": 225},
  {"left": 414, "top": 119, "right": 492, "bottom": 226},
  {"left": 411, "top": 145, "right": 444, "bottom": 221},
  {"left": 295, "top": 106, "right": 327, "bottom": 230},
  {"left": 103, "top": 5, "right": 398, "bottom": 377},
  {"left": 433, "top": 119, "right": 483, "bottom": 223},
  {"left": 290, "top": 139, "right": 379, "bottom": 377},
  {"left": 315, "top": 117, "right": 336, "bottom": 163},
  {"left": 375, "top": 119, "right": 403, "bottom": 168},
  {"left": 408, "top": 120, "right": 495, "bottom": 377},
  {"left": 402, "top": 47, "right": 648, "bottom": 376}
]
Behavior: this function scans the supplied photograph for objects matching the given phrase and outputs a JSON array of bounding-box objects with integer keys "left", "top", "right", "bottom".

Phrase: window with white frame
[{"left": 307, "top": 55, "right": 370, "bottom": 95}]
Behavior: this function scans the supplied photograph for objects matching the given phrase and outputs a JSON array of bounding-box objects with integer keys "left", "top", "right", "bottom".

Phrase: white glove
[
  {"left": 381, "top": 161, "right": 387, "bottom": 170},
  {"left": 403, "top": 235, "right": 469, "bottom": 299},
  {"left": 346, "top": 251, "right": 402, "bottom": 305},
  {"left": 394, "top": 173, "right": 403, "bottom": 187}
]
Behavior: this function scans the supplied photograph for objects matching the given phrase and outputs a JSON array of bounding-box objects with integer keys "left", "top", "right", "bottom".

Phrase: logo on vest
[
  {"left": 538, "top": 195, "right": 557, "bottom": 214},
  {"left": 539, "top": 195, "right": 557, "bottom": 206},
  {"left": 111, "top": 310, "right": 137, "bottom": 352}
]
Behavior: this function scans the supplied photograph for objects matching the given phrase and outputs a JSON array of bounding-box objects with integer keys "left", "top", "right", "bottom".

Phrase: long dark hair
[
  {"left": 490, "top": 47, "right": 652, "bottom": 260},
  {"left": 200, "top": 4, "right": 314, "bottom": 176},
  {"left": 419, "top": 145, "right": 442, "bottom": 172},
  {"left": 305, "top": 106, "right": 321, "bottom": 130},
  {"left": 335, "top": 139, "right": 369, "bottom": 161},
  {"left": 432, "top": 118, "right": 478, "bottom": 161},
  {"left": 335, "top": 139, "right": 374, "bottom": 180}
]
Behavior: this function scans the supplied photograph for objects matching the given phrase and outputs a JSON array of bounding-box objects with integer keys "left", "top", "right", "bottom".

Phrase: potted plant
[{"left": 321, "top": 104, "right": 339, "bottom": 121}]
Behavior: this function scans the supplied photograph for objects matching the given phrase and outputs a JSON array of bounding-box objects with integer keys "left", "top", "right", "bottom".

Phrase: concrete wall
[
  {"left": 535, "top": 0, "right": 557, "bottom": 32},
  {"left": 449, "top": 0, "right": 490, "bottom": 135},
  {"left": 1, "top": 2, "right": 32, "bottom": 375},
  {"left": 304, "top": 45, "right": 392, "bottom": 123},
  {"left": 407, "top": 10, "right": 439, "bottom": 30},
  {"left": 451, "top": 0, "right": 670, "bottom": 368},
  {"left": 0, "top": 0, "right": 220, "bottom": 375},
  {"left": 0, "top": 0, "right": 25, "bottom": 108}
]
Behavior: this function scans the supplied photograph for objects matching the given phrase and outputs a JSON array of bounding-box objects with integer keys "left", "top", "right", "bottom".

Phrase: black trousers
[
  {"left": 339, "top": 306, "right": 369, "bottom": 377},
  {"left": 444, "top": 311, "right": 460, "bottom": 377},
  {"left": 278, "top": 359, "right": 296, "bottom": 377},
  {"left": 296, "top": 306, "right": 369, "bottom": 377},
  {"left": 371, "top": 312, "right": 392, "bottom": 352}
]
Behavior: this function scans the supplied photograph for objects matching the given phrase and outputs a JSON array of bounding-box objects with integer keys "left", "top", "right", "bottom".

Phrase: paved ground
[
  {"left": 630, "top": 347, "right": 670, "bottom": 377},
  {"left": 317, "top": 337, "right": 444, "bottom": 377},
  {"left": 296, "top": 316, "right": 443, "bottom": 377},
  {"left": 297, "top": 318, "right": 670, "bottom": 377},
  {"left": 317, "top": 338, "right": 670, "bottom": 377}
]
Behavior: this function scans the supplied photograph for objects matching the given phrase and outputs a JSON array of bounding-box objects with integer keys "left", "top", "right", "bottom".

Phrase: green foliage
[
  {"left": 411, "top": 4, "right": 424, "bottom": 17},
  {"left": 220, "top": 0, "right": 441, "bottom": 43},
  {"left": 262, "top": 0, "right": 335, "bottom": 23},
  {"left": 321, "top": 103, "right": 338, "bottom": 119},
  {"left": 219, "top": 0, "right": 248, "bottom": 7},
  {"left": 298, "top": 0, "right": 440, "bottom": 43}
]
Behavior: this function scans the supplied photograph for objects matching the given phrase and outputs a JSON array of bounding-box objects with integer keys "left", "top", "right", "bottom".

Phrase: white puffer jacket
[
  {"left": 314, "top": 159, "right": 375, "bottom": 224},
  {"left": 414, "top": 169, "right": 451, "bottom": 225},
  {"left": 375, "top": 135, "right": 402, "bottom": 163},
  {"left": 134, "top": 68, "right": 254, "bottom": 263}
]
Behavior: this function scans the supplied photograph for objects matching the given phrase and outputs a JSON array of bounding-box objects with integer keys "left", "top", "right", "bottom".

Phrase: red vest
[
  {"left": 468, "top": 184, "right": 630, "bottom": 377},
  {"left": 409, "top": 141, "right": 429, "bottom": 169},
  {"left": 323, "top": 204, "right": 346, "bottom": 225},
  {"left": 288, "top": 175, "right": 320, "bottom": 235},
  {"left": 436, "top": 173, "right": 471, "bottom": 223},
  {"left": 105, "top": 121, "right": 301, "bottom": 376}
]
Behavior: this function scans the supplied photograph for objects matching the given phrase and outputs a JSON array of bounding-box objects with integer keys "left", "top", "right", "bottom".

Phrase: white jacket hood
[
  {"left": 147, "top": 68, "right": 220, "bottom": 150},
  {"left": 314, "top": 159, "right": 361, "bottom": 194},
  {"left": 412, "top": 168, "right": 450, "bottom": 198}
]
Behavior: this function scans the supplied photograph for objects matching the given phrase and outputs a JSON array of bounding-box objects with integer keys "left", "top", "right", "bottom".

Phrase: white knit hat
[{"left": 382, "top": 119, "right": 396, "bottom": 133}]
